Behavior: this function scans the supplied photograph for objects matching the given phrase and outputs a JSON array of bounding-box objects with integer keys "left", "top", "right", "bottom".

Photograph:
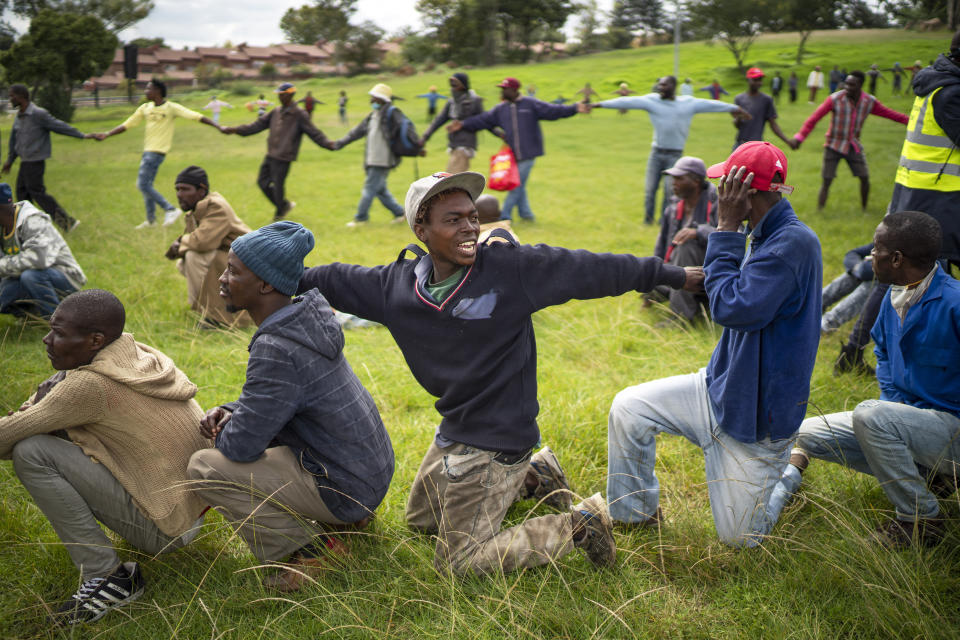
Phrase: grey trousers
[
  {"left": 406, "top": 441, "right": 574, "bottom": 574},
  {"left": 187, "top": 446, "right": 348, "bottom": 562},
  {"left": 12, "top": 435, "right": 187, "bottom": 580}
]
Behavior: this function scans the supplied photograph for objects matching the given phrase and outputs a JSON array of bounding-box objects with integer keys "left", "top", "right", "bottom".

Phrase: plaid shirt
[{"left": 795, "top": 91, "right": 907, "bottom": 155}]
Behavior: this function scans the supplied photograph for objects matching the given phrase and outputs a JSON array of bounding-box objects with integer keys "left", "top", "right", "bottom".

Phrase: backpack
[{"left": 385, "top": 105, "right": 421, "bottom": 157}]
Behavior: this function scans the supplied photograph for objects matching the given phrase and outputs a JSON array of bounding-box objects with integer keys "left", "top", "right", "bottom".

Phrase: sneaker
[
  {"left": 263, "top": 534, "right": 349, "bottom": 592},
  {"left": 571, "top": 493, "right": 616, "bottom": 568},
  {"left": 614, "top": 507, "right": 662, "bottom": 531},
  {"left": 834, "top": 342, "right": 875, "bottom": 376},
  {"left": 390, "top": 214, "right": 406, "bottom": 225},
  {"left": 525, "top": 446, "right": 573, "bottom": 510},
  {"left": 162, "top": 208, "right": 182, "bottom": 227},
  {"left": 67, "top": 218, "right": 81, "bottom": 233},
  {"left": 789, "top": 448, "right": 809, "bottom": 474},
  {"left": 345, "top": 220, "right": 368, "bottom": 228},
  {"left": 875, "top": 517, "right": 944, "bottom": 550},
  {"left": 134, "top": 220, "right": 157, "bottom": 229},
  {"left": 52, "top": 562, "right": 144, "bottom": 625}
]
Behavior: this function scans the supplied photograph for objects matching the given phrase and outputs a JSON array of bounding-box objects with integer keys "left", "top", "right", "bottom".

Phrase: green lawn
[{"left": 1, "top": 28, "right": 958, "bottom": 639}]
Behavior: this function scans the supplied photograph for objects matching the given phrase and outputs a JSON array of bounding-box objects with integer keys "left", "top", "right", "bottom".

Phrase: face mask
[{"left": 371, "top": 102, "right": 381, "bottom": 110}]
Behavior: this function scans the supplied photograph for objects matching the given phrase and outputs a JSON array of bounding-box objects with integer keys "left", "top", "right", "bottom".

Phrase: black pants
[
  {"left": 16, "top": 160, "right": 75, "bottom": 230},
  {"left": 256, "top": 157, "right": 291, "bottom": 219}
]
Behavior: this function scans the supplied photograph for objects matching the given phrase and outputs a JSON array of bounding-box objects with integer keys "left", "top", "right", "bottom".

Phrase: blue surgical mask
[{"left": 371, "top": 102, "right": 381, "bottom": 110}]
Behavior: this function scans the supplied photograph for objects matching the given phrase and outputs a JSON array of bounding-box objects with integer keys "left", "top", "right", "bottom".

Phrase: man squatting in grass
[
  {"left": 94, "top": 79, "right": 222, "bottom": 229},
  {"left": 187, "top": 221, "right": 394, "bottom": 592},
  {"left": 608, "top": 142, "right": 823, "bottom": 546},
  {"left": 222, "top": 82, "right": 337, "bottom": 222},
  {"left": 0, "top": 183, "right": 86, "bottom": 320},
  {"left": 297, "top": 171, "right": 705, "bottom": 574},
  {"left": 0, "top": 289, "right": 210, "bottom": 625},
  {"left": 768, "top": 211, "right": 960, "bottom": 550},
  {"left": 164, "top": 165, "right": 253, "bottom": 329},
  {"left": 595, "top": 75, "right": 750, "bottom": 226}
]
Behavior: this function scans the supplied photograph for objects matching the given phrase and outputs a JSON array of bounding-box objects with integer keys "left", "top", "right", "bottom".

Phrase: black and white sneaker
[{"left": 52, "top": 562, "right": 145, "bottom": 625}]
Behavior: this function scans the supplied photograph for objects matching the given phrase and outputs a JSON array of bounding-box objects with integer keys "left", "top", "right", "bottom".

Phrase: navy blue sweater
[
  {"left": 299, "top": 237, "right": 686, "bottom": 453},
  {"left": 459, "top": 97, "right": 578, "bottom": 161},
  {"left": 216, "top": 290, "right": 394, "bottom": 522},
  {"left": 704, "top": 199, "right": 822, "bottom": 443}
]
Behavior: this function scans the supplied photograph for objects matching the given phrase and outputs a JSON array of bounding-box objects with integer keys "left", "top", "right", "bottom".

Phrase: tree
[
  {"left": 280, "top": 0, "right": 356, "bottom": 44},
  {"left": 12, "top": 0, "right": 154, "bottom": 33},
  {"left": 259, "top": 62, "right": 277, "bottom": 79},
  {"left": 129, "top": 36, "right": 165, "bottom": 48},
  {"left": 1, "top": 9, "right": 117, "bottom": 120},
  {"left": 416, "top": 0, "right": 497, "bottom": 66},
  {"left": 838, "top": 0, "right": 890, "bottom": 28},
  {"left": 881, "top": 0, "right": 956, "bottom": 29},
  {"left": 688, "top": 0, "right": 762, "bottom": 70},
  {"left": 765, "top": 0, "right": 839, "bottom": 64},
  {"left": 609, "top": 0, "right": 663, "bottom": 47},
  {"left": 335, "top": 20, "right": 384, "bottom": 74},
  {"left": 498, "top": 0, "right": 575, "bottom": 62},
  {"left": 576, "top": 0, "right": 608, "bottom": 51}
]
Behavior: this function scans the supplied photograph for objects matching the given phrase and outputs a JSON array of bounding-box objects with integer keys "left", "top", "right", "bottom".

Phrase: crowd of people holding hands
[{"left": 0, "top": 28, "right": 958, "bottom": 628}]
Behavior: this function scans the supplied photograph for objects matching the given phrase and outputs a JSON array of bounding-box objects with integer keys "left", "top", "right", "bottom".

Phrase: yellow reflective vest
[{"left": 895, "top": 87, "right": 960, "bottom": 192}]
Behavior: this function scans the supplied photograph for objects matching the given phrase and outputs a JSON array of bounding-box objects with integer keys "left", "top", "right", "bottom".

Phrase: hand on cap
[{"left": 716, "top": 165, "right": 755, "bottom": 232}]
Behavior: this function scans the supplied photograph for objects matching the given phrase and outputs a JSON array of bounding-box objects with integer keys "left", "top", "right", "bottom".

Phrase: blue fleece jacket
[
  {"left": 299, "top": 234, "right": 686, "bottom": 453},
  {"left": 459, "top": 97, "right": 578, "bottom": 161},
  {"left": 215, "top": 290, "right": 394, "bottom": 522},
  {"left": 704, "top": 198, "right": 823, "bottom": 443},
  {"left": 872, "top": 265, "right": 960, "bottom": 418}
]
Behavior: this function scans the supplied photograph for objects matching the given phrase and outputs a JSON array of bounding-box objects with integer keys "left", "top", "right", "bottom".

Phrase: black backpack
[{"left": 385, "top": 105, "right": 421, "bottom": 157}]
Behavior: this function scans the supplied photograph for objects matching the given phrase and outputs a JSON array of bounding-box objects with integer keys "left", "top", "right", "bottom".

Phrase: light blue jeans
[
  {"left": 644, "top": 147, "right": 683, "bottom": 225},
  {"left": 607, "top": 368, "right": 791, "bottom": 547},
  {"left": 355, "top": 166, "right": 403, "bottom": 222},
  {"left": 768, "top": 401, "right": 960, "bottom": 524},
  {"left": 821, "top": 273, "right": 874, "bottom": 333},
  {"left": 137, "top": 151, "right": 175, "bottom": 223},
  {"left": 0, "top": 268, "right": 76, "bottom": 318},
  {"left": 501, "top": 158, "right": 535, "bottom": 221}
]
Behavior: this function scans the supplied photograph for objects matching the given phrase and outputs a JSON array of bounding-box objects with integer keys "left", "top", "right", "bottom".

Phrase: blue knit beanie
[{"left": 231, "top": 221, "right": 314, "bottom": 296}]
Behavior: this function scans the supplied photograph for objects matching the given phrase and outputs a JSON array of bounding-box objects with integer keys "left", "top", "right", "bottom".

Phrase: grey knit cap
[{"left": 231, "top": 221, "right": 314, "bottom": 296}]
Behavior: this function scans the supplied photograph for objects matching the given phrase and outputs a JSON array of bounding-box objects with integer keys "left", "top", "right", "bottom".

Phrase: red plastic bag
[{"left": 488, "top": 145, "right": 520, "bottom": 191}]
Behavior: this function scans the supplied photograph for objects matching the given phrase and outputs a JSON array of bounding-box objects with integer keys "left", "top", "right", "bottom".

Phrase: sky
[{"left": 9, "top": 0, "right": 617, "bottom": 49}]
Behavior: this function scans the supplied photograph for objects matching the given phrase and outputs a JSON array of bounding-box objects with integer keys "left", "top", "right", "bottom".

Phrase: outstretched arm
[
  {"left": 870, "top": 99, "right": 908, "bottom": 125},
  {"left": 793, "top": 98, "right": 833, "bottom": 145}
]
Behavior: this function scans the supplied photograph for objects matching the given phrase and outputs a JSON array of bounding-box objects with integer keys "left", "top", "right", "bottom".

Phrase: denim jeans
[
  {"left": 355, "top": 166, "right": 403, "bottom": 221},
  {"left": 501, "top": 158, "right": 536, "bottom": 221},
  {"left": 0, "top": 268, "right": 76, "bottom": 318},
  {"left": 137, "top": 151, "right": 174, "bottom": 223},
  {"left": 406, "top": 441, "right": 574, "bottom": 574},
  {"left": 607, "top": 368, "right": 791, "bottom": 546},
  {"left": 821, "top": 274, "right": 874, "bottom": 333},
  {"left": 767, "top": 401, "right": 960, "bottom": 524},
  {"left": 12, "top": 435, "right": 188, "bottom": 580},
  {"left": 644, "top": 147, "right": 683, "bottom": 225}
]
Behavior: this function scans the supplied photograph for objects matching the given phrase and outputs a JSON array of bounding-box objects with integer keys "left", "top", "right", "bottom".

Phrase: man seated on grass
[
  {"left": 187, "top": 221, "right": 394, "bottom": 592},
  {"left": 297, "top": 171, "right": 703, "bottom": 575},
  {"left": 768, "top": 211, "right": 960, "bottom": 549},
  {"left": 645, "top": 156, "right": 718, "bottom": 323},
  {"left": 0, "top": 182, "right": 86, "bottom": 320},
  {"left": 164, "top": 166, "right": 252, "bottom": 328},
  {"left": 608, "top": 142, "right": 822, "bottom": 547},
  {"left": 0, "top": 289, "right": 209, "bottom": 625}
]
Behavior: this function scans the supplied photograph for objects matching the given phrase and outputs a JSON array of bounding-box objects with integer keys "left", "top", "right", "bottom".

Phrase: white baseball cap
[{"left": 404, "top": 171, "right": 486, "bottom": 231}]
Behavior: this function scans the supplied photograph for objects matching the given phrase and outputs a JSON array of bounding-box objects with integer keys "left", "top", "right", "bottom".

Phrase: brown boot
[{"left": 263, "top": 535, "right": 350, "bottom": 592}]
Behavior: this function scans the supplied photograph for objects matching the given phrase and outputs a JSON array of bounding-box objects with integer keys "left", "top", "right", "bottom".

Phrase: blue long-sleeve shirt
[
  {"left": 459, "top": 97, "right": 578, "bottom": 161},
  {"left": 703, "top": 198, "right": 823, "bottom": 443},
  {"left": 416, "top": 92, "right": 448, "bottom": 109},
  {"left": 596, "top": 94, "right": 739, "bottom": 150},
  {"left": 872, "top": 265, "right": 960, "bottom": 418}
]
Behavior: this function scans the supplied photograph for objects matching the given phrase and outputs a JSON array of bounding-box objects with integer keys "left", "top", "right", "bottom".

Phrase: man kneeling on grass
[
  {"left": 297, "top": 171, "right": 704, "bottom": 574},
  {"left": 187, "top": 221, "right": 394, "bottom": 592},
  {"left": 768, "top": 211, "right": 960, "bottom": 549},
  {"left": 0, "top": 289, "right": 210, "bottom": 625}
]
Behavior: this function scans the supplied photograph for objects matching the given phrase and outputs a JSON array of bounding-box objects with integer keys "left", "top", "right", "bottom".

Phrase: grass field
[{"left": 1, "top": 27, "right": 958, "bottom": 639}]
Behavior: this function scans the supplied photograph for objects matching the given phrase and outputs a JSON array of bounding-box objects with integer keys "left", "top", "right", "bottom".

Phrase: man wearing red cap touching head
[
  {"left": 733, "top": 68, "right": 795, "bottom": 150},
  {"left": 608, "top": 141, "right": 822, "bottom": 547}
]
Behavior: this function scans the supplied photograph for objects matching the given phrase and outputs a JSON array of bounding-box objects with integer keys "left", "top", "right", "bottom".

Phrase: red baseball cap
[
  {"left": 496, "top": 77, "right": 521, "bottom": 90},
  {"left": 746, "top": 67, "right": 765, "bottom": 79},
  {"left": 706, "top": 141, "right": 793, "bottom": 193}
]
